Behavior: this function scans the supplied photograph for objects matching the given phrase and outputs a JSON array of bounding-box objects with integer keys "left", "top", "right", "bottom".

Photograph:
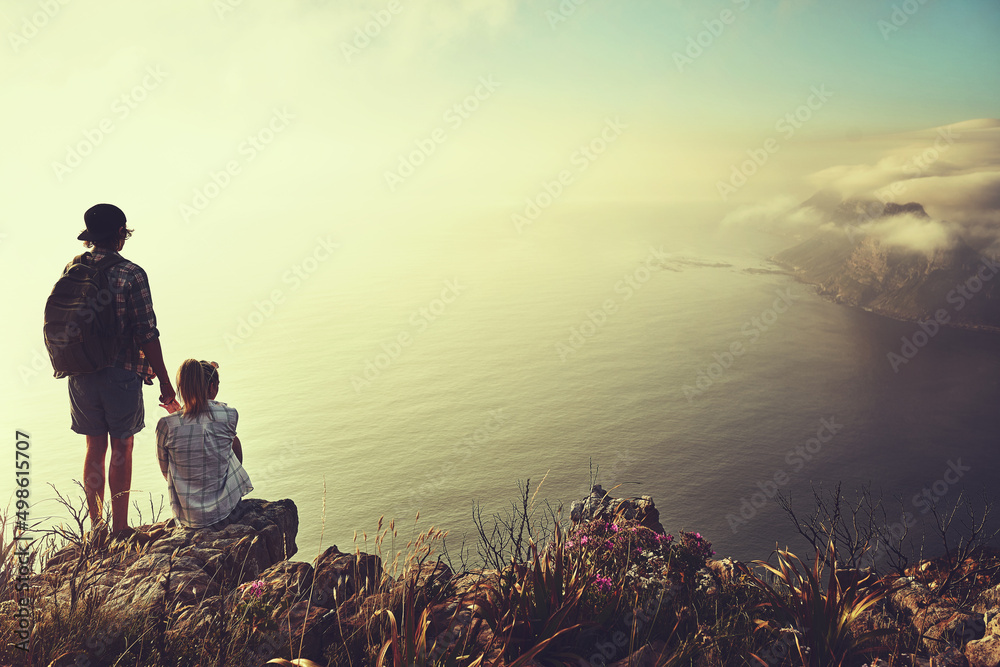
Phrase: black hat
[{"left": 78, "top": 203, "right": 127, "bottom": 241}]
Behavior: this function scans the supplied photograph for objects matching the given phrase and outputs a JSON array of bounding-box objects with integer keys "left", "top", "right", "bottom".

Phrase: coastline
[{"left": 768, "top": 255, "right": 1000, "bottom": 335}]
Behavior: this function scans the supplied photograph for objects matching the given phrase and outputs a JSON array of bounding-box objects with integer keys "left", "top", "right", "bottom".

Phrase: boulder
[
  {"left": 975, "top": 586, "right": 1000, "bottom": 615},
  {"left": 932, "top": 646, "right": 970, "bottom": 667},
  {"left": 35, "top": 498, "right": 298, "bottom": 623},
  {"left": 310, "top": 545, "right": 383, "bottom": 607},
  {"left": 570, "top": 485, "right": 665, "bottom": 534},
  {"left": 167, "top": 594, "right": 225, "bottom": 641},
  {"left": 967, "top": 636, "right": 1000, "bottom": 667},
  {"left": 257, "top": 559, "right": 315, "bottom": 607},
  {"left": 890, "top": 577, "right": 936, "bottom": 617},
  {"left": 922, "top": 611, "right": 984, "bottom": 654},
  {"left": 990, "top": 611, "right": 1000, "bottom": 638},
  {"left": 407, "top": 560, "right": 453, "bottom": 592}
]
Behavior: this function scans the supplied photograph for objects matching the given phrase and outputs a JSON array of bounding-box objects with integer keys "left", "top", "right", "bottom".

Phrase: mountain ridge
[{"left": 771, "top": 193, "right": 1000, "bottom": 331}]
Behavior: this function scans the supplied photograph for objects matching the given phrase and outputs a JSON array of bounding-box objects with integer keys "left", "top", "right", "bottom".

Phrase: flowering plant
[
  {"left": 235, "top": 579, "right": 276, "bottom": 632},
  {"left": 562, "top": 518, "right": 677, "bottom": 617},
  {"left": 242, "top": 579, "right": 267, "bottom": 600},
  {"left": 680, "top": 532, "right": 715, "bottom": 560},
  {"left": 672, "top": 531, "right": 716, "bottom": 577}
]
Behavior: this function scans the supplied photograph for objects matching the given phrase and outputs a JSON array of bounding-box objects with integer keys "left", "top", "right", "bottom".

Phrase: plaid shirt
[
  {"left": 71, "top": 248, "right": 160, "bottom": 384},
  {"left": 155, "top": 400, "right": 254, "bottom": 528}
]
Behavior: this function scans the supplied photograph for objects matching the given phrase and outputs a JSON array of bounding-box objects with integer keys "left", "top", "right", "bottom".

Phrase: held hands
[{"left": 159, "top": 380, "right": 180, "bottom": 413}]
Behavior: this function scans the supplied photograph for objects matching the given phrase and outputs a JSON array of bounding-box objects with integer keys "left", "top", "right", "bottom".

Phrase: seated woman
[{"left": 156, "top": 359, "right": 253, "bottom": 528}]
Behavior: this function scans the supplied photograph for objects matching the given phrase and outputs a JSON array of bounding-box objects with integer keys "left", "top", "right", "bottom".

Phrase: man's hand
[{"left": 158, "top": 380, "right": 176, "bottom": 405}]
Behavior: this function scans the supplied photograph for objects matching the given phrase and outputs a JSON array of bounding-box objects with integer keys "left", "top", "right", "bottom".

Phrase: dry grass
[{"left": 3, "top": 479, "right": 999, "bottom": 666}]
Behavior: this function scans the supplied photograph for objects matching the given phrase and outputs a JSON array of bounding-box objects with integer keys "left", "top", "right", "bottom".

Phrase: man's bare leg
[
  {"left": 108, "top": 436, "right": 134, "bottom": 533},
  {"left": 84, "top": 434, "right": 109, "bottom": 527}
]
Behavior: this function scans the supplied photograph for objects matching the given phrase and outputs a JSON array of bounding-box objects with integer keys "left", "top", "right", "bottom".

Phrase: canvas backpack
[{"left": 44, "top": 253, "right": 126, "bottom": 378}]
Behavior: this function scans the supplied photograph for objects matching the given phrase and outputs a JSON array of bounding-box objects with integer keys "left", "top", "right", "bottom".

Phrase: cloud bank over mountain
[{"left": 725, "top": 119, "right": 1000, "bottom": 255}]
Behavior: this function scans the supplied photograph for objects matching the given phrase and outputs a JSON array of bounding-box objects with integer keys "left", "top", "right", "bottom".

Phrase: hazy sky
[{"left": 2, "top": 0, "right": 998, "bottom": 231}]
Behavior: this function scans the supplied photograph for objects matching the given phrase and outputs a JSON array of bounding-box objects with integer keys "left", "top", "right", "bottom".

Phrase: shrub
[
  {"left": 565, "top": 519, "right": 674, "bottom": 613},
  {"left": 747, "top": 540, "right": 891, "bottom": 666},
  {"left": 473, "top": 523, "right": 596, "bottom": 663},
  {"left": 674, "top": 531, "right": 716, "bottom": 579}
]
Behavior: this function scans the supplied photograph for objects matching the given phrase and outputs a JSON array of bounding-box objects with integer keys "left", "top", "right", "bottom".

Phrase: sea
[{"left": 7, "top": 202, "right": 1000, "bottom": 568}]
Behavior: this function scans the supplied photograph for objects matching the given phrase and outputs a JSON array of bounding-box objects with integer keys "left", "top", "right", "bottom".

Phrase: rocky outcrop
[
  {"left": 884, "top": 576, "right": 1000, "bottom": 662},
  {"left": 30, "top": 493, "right": 1000, "bottom": 666},
  {"left": 569, "top": 485, "right": 665, "bottom": 534},
  {"left": 966, "top": 610, "right": 1000, "bottom": 667},
  {"left": 37, "top": 498, "right": 298, "bottom": 621},
  {"left": 35, "top": 500, "right": 305, "bottom": 664},
  {"left": 33, "top": 499, "right": 465, "bottom": 664}
]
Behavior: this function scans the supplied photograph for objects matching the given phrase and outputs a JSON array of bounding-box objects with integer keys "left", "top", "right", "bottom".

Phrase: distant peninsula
[{"left": 770, "top": 191, "right": 1000, "bottom": 332}]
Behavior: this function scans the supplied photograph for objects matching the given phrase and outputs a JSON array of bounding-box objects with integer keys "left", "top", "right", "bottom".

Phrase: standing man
[{"left": 47, "top": 203, "right": 175, "bottom": 536}]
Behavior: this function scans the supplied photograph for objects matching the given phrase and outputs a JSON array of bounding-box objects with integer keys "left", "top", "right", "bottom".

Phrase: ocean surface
[{"left": 7, "top": 203, "right": 1000, "bottom": 566}]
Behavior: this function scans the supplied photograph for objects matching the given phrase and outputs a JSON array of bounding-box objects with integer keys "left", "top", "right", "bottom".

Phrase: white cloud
[
  {"left": 802, "top": 120, "right": 1000, "bottom": 252},
  {"left": 897, "top": 171, "right": 1000, "bottom": 220},
  {"left": 864, "top": 214, "right": 955, "bottom": 254},
  {"left": 808, "top": 121, "right": 1000, "bottom": 200}
]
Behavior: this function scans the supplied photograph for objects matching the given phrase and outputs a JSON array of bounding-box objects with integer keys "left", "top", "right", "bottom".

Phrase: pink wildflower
[
  {"left": 244, "top": 580, "right": 266, "bottom": 600},
  {"left": 593, "top": 575, "right": 613, "bottom": 592}
]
